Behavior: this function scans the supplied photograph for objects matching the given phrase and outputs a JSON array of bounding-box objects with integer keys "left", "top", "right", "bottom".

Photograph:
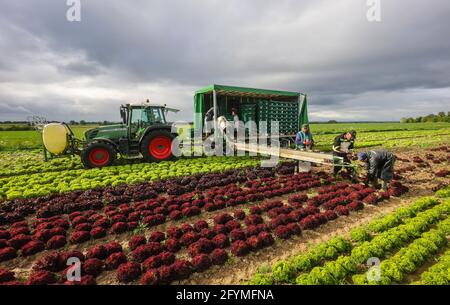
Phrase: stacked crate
[
  {"left": 256, "top": 100, "right": 271, "bottom": 134},
  {"left": 239, "top": 104, "right": 257, "bottom": 124},
  {"left": 212, "top": 99, "right": 298, "bottom": 135},
  {"left": 238, "top": 104, "right": 257, "bottom": 135},
  {"left": 269, "top": 101, "right": 299, "bottom": 134}
]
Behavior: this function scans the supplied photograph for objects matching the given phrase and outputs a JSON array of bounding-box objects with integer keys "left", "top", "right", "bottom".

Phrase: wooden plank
[{"left": 233, "top": 142, "right": 336, "bottom": 165}]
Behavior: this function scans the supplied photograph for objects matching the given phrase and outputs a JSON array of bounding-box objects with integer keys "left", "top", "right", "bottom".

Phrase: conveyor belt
[{"left": 232, "top": 141, "right": 338, "bottom": 165}]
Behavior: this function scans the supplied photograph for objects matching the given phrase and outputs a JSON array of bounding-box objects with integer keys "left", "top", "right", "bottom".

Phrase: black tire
[
  {"left": 141, "top": 130, "right": 176, "bottom": 162},
  {"left": 81, "top": 142, "right": 116, "bottom": 168}
]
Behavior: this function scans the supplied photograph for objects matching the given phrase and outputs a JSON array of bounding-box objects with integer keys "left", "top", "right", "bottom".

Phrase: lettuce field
[{"left": 0, "top": 122, "right": 449, "bottom": 285}]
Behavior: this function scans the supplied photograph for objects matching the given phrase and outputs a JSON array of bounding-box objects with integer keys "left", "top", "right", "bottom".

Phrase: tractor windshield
[
  {"left": 131, "top": 108, "right": 145, "bottom": 125},
  {"left": 130, "top": 107, "right": 167, "bottom": 138},
  {"left": 147, "top": 107, "right": 166, "bottom": 124}
]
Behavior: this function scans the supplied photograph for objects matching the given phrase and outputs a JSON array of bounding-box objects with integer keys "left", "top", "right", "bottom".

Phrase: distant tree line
[
  {"left": 308, "top": 120, "right": 339, "bottom": 124},
  {"left": 400, "top": 112, "right": 450, "bottom": 123},
  {"left": 0, "top": 120, "right": 120, "bottom": 131},
  {"left": 68, "top": 120, "right": 120, "bottom": 126},
  {"left": 0, "top": 124, "right": 34, "bottom": 131}
]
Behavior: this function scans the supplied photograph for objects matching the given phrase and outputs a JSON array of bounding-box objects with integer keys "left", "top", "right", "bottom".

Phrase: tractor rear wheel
[
  {"left": 81, "top": 142, "right": 116, "bottom": 168},
  {"left": 141, "top": 130, "right": 175, "bottom": 162}
]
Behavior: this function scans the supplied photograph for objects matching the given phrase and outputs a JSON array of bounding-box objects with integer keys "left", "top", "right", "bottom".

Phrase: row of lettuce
[
  {"left": 249, "top": 186, "right": 450, "bottom": 285},
  {"left": 0, "top": 156, "right": 261, "bottom": 200},
  {"left": 0, "top": 151, "right": 84, "bottom": 178}
]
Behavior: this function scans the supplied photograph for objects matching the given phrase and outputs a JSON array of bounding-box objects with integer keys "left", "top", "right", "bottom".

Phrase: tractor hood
[{"left": 84, "top": 124, "right": 127, "bottom": 141}]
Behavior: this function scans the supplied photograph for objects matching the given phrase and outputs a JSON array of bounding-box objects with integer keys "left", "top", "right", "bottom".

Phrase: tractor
[{"left": 41, "top": 101, "right": 179, "bottom": 168}]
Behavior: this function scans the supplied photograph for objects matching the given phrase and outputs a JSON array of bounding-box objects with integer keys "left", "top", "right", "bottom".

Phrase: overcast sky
[{"left": 1, "top": 0, "right": 449, "bottom": 122}]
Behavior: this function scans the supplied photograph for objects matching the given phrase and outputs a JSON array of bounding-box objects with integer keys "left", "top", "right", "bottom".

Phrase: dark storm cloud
[
  {"left": 0, "top": 0, "right": 449, "bottom": 121},
  {"left": 0, "top": 92, "right": 122, "bottom": 122}
]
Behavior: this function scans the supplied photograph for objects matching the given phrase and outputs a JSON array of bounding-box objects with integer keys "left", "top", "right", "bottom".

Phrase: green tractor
[{"left": 41, "top": 101, "right": 179, "bottom": 168}]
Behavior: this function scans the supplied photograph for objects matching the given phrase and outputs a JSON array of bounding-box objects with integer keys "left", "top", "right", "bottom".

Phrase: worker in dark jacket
[
  {"left": 332, "top": 130, "right": 357, "bottom": 177},
  {"left": 204, "top": 107, "right": 214, "bottom": 136},
  {"left": 295, "top": 124, "right": 314, "bottom": 150},
  {"left": 358, "top": 150, "right": 396, "bottom": 191}
]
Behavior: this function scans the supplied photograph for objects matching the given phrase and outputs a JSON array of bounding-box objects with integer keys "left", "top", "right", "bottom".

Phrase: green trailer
[{"left": 193, "top": 84, "right": 309, "bottom": 145}]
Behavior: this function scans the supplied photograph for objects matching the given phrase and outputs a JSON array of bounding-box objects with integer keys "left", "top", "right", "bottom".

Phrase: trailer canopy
[{"left": 194, "top": 84, "right": 309, "bottom": 134}]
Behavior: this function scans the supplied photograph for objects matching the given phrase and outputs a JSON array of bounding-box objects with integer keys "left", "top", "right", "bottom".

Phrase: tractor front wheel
[
  {"left": 141, "top": 130, "right": 175, "bottom": 162},
  {"left": 81, "top": 142, "right": 116, "bottom": 168}
]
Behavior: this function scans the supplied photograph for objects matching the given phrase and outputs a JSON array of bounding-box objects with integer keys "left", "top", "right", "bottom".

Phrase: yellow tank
[{"left": 42, "top": 123, "right": 69, "bottom": 154}]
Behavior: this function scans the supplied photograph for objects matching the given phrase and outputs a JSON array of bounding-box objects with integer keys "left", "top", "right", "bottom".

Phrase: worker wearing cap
[
  {"left": 231, "top": 108, "right": 240, "bottom": 129},
  {"left": 295, "top": 124, "right": 314, "bottom": 150},
  {"left": 358, "top": 150, "right": 396, "bottom": 191},
  {"left": 332, "top": 130, "right": 357, "bottom": 177},
  {"left": 231, "top": 107, "right": 243, "bottom": 138}
]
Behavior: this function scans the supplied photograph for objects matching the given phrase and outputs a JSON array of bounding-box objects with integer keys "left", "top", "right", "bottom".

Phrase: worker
[
  {"left": 295, "top": 124, "right": 314, "bottom": 150},
  {"left": 332, "top": 130, "right": 357, "bottom": 177},
  {"left": 231, "top": 108, "right": 243, "bottom": 138},
  {"left": 358, "top": 150, "right": 396, "bottom": 191},
  {"left": 231, "top": 108, "right": 240, "bottom": 129},
  {"left": 204, "top": 107, "right": 214, "bottom": 136}
]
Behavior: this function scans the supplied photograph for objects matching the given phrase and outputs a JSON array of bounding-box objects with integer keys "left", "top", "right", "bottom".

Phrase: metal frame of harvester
[{"left": 193, "top": 84, "right": 345, "bottom": 168}]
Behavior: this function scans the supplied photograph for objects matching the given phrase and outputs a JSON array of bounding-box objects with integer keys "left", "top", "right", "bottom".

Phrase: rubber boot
[
  {"left": 371, "top": 179, "right": 378, "bottom": 189},
  {"left": 382, "top": 180, "right": 388, "bottom": 192},
  {"left": 333, "top": 168, "right": 339, "bottom": 179}
]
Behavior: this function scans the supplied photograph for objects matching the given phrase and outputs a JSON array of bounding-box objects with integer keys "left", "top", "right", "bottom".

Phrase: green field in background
[
  {"left": 0, "top": 122, "right": 449, "bottom": 151},
  {"left": 310, "top": 122, "right": 450, "bottom": 133},
  {"left": 0, "top": 125, "right": 98, "bottom": 150},
  {"left": 308, "top": 122, "right": 450, "bottom": 151}
]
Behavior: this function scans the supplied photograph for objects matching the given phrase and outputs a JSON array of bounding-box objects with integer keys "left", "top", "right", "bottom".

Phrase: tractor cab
[{"left": 121, "top": 103, "right": 168, "bottom": 139}]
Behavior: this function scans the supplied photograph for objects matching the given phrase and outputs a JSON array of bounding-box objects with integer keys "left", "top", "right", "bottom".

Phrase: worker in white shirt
[{"left": 231, "top": 108, "right": 239, "bottom": 129}]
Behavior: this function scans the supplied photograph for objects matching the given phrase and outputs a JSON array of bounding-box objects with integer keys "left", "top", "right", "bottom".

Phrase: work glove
[{"left": 347, "top": 151, "right": 357, "bottom": 161}]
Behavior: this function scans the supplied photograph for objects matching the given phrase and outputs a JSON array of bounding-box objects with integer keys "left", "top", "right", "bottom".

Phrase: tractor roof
[
  {"left": 195, "top": 84, "right": 303, "bottom": 99},
  {"left": 122, "top": 103, "right": 180, "bottom": 113}
]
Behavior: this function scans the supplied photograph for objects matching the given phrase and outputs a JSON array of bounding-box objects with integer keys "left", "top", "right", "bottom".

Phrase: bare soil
[
  {"left": 177, "top": 148, "right": 450, "bottom": 284},
  {"left": 1, "top": 147, "right": 449, "bottom": 285}
]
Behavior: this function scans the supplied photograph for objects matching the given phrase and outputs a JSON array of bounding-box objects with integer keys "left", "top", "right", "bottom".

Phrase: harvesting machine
[{"left": 40, "top": 84, "right": 347, "bottom": 169}]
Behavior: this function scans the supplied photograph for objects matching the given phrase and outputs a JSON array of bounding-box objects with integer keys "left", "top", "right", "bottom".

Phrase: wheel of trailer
[
  {"left": 81, "top": 142, "right": 116, "bottom": 168},
  {"left": 141, "top": 130, "right": 175, "bottom": 162}
]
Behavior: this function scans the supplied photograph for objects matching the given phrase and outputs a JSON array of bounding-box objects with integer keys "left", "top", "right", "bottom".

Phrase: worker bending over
[
  {"left": 358, "top": 150, "right": 396, "bottom": 191},
  {"left": 332, "top": 130, "right": 357, "bottom": 177},
  {"left": 295, "top": 124, "right": 314, "bottom": 150}
]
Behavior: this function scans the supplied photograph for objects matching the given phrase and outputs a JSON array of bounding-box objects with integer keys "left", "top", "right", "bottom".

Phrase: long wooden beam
[{"left": 233, "top": 142, "right": 336, "bottom": 165}]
